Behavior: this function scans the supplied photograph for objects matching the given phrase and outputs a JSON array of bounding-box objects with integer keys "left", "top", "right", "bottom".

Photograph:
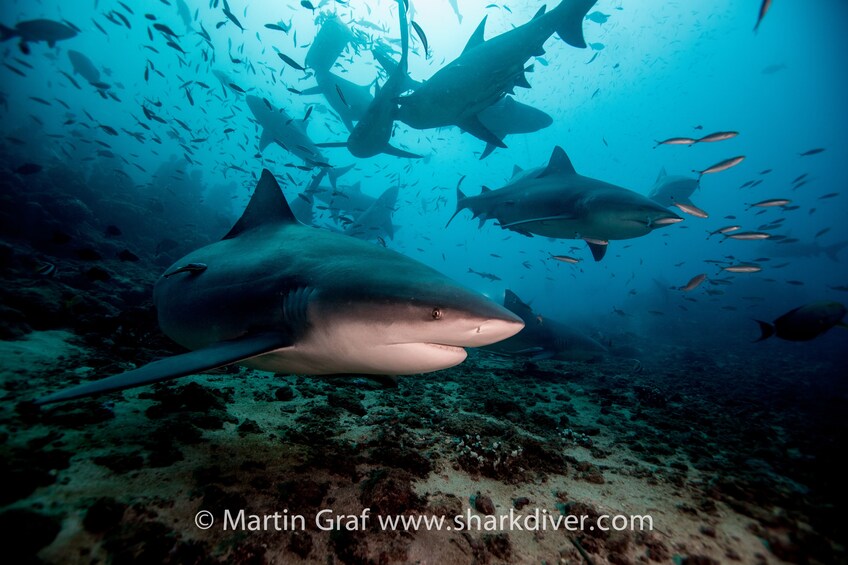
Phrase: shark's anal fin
[
  {"left": 586, "top": 240, "right": 608, "bottom": 262},
  {"left": 34, "top": 332, "right": 292, "bottom": 405}
]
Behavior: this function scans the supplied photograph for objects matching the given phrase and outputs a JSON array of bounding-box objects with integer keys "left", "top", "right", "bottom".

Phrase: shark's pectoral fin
[
  {"left": 34, "top": 332, "right": 292, "bottom": 405},
  {"left": 299, "top": 85, "right": 323, "bottom": 95},
  {"left": 458, "top": 114, "right": 506, "bottom": 148},
  {"left": 384, "top": 144, "right": 423, "bottom": 158},
  {"left": 258, "top": 128, "right": 274, "bottom": 151},
  {"left": 479, "top": 143, "right": 497, "bottom": 160},
  {"left": 586, "top": 240, "right": 608, "bottom": 262}
]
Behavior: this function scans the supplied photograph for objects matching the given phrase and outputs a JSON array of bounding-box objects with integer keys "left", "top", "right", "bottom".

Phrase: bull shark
[
  {"left": 246, "top": 95, "right": 330, "bottom": 168},
  {"left": 447, "top": 146, "right": 683, "bottom": 261},
  {"left": 372, "top": 50, "right": 552, "bottom": 158},
  {"left": 35, "top": 170, "right": 523, "bottom": 405},
  {"left": 396, "top": 0, "right": 595, "bottom": 146},
  {"left": 1, "top": 19, "right": 78, "bottom": 54},
  {"left": 482, "top": 290, "right": 607, "bottom": 361},
  {"left": 648, "top": 167, "right": 700, "bottom": 208},
  {"left": 344, "top": 185, "right": 399, "bottom": 240}
]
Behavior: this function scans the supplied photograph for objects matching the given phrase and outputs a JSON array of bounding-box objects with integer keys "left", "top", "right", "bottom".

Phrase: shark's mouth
[{"left": 423, "top": 343, "right": 466, "bottom": 354}]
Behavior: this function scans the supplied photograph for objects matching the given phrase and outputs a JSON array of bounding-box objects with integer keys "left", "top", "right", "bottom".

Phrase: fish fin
[
  {"left": 458, "top": 114, "right": 506, "bottom": 148},
  {"left": 553, "top": 0, "right": 595, "bottom": 48},
  {"left": 383, "top": 144, "right": 423, "bottom": 158},
  {"left": 586, "top": 240, "right": 608, "bottom": 262},
  {"left": 327, "top": 163, "right": 355, "bottom": 189},
  {"left": 539, "top": 146, "right": 577, "bottom": 177},
  {"left": 532, "top": 6, "right": 547, "bottom": 19},
  {"left": 514, "top": 72, "right": 531, "bottom": 89},
  {"left": 35, "top": 332, "right": 292, "bottom": 405},
  {"left": 512, "top": 165, "right": 524, "bottom": 177},
  {"left": 0, "top": 24, "right": 17, "bottom": 41},
  {"left": 655, "top": 167, "right": 667, "bottom": 183},
  {"left": 481, "top": 185, "right": 492, "bottom": 193},
  {"left": 479, "top": 142, "right": 496, "bottom": 160},
  {"left": 224, "top": 169, "right": 299, "bottom": 239},
  {"left": 298, "top": 85, "right": 323, "bottom": 95},
  {"left": 462, "top": 16, "right": 487, "bottom": 54},
  {"left": 754, "top": 320, "right": 775, "bottom": 342},
  {"left": 446, "top": 175, "right": 468, "bottom": 227},
  {"left": 258, "top": 127, "right": 274, "bottom": 151}
]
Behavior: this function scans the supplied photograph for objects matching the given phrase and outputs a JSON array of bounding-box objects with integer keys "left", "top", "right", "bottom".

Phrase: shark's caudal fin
[
  {"left": 0, "top": 24, "right": 18, "bottom": 42},
  {"left": 327, "top": 162, "right": 355, "bottom": 188},
  {"left": 552, "top": 0, "right": 596, "bottom": 49},
  {"left": 224, "top": 169, "right": 299, "bottom": 239},
  {"left": 445, "top": 175, "right": 468, "bottom": 227},
  {"left": 754, "top": 320, "right": 775, "bottom": 342},
  {"left": 34, "top": 332, "right": 291, "bottom": 405}
]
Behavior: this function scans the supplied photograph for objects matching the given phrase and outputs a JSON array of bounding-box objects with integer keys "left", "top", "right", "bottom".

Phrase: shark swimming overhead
[
  {"left": 447, "top": 146, "right": 683, "bottom": 261},
  {"left": 35, "top": 170, "right": 523, "bottom": 405},
  {"left": 344, "top": 185, "right": 400, "bottom": 240},
  {"left": 482, "top": 290, "right": 607, "bottom": 361},
  {"left": 396, "top": 0, "right": 596, "bottom": 146},
  {"left": 245, "top": 94, "right": 330, "bottom": 168}
]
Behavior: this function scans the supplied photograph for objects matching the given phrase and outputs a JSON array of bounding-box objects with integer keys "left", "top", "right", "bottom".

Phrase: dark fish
[
  {"left": 411, "top": 20, "right": 429, "bottom": 58},
  {"left": 301, "top": 0, "right": 316, "bottom": 11},
  {"left": 754, "top": 0, "right": 772, "bottom": 33},
  {"left": 153, "top": 23, "right": 178, "bottom": 37},
  {"left": 755, "top": 301, "right": 846, "bottom": 342},
  {"left": 303, "top": 105, "right": 313, "bottom": 121},
  {"left": 15, "top": 163, "right": 42, "bottom": 175},
  {"left": 278, "top": 52, "right": 305, "bottom": 71},
  {"left": 99, "top": 124, "right": 119, "bottom": 135},
  {"left": 799, "top": 148, "right": 825, "bottom": 156},
  {"left": 335, "top": 84, "right": 349, "bottom": 107}
]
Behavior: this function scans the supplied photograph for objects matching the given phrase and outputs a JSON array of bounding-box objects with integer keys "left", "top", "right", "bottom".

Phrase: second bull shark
[{"left": 447, "top": 146, "right": 683, "bottom": 261}]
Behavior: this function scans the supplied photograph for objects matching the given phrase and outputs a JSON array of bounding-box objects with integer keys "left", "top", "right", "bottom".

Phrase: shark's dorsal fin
[
  {"left": 512, "top": 165, "right": 524, "bottom": 178},
  {"left": 481, "top": 185, "right": 492, "bottom": 193},
  {"left": 540, "top": 146, "right": 577, "bottom": 177},
  {"left": 463, "top": 16, "right": 487, "bottom": 54},
  {"left": 532, "top": 5, "right": 547, "bottom": 19},
  {"left": 656, "top": 167, "right": 667, "bottom": 183},
  {"left": 224, "top": 170, "right": 298, "bottom": 239}
]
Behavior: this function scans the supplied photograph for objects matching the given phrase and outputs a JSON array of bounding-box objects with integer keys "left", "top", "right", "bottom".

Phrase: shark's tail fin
[
  {"left": 446, "top": 175, "right": 468, "bottom": 227},
  {"left": 754, "top": 320, "right": 775, "bottom": 342},
  {"left": 825, "top": 241, "right": 848, "bottom": 262},
  {"left": 553, "top": 0, "right": 596, "bottom": 48},
  {"left": 328, "top": 163, "right": 355, "bottom": 188},
  {"left": 0, "top": 24, "right": 17, "bottom": 42}
]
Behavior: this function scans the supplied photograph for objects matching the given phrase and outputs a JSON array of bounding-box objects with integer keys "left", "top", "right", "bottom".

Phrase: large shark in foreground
[
  {"left": 447, "top": 146, "right": 683, "bottom": 261},
  {"left": 36, "top": 171, "right": 523, "bottom": 405},
  {"left": 396, "top": 0, "right": 595, "bottom": 146},
  {"left": 482, "top": 290, "right": 606, "bottom": 361}
]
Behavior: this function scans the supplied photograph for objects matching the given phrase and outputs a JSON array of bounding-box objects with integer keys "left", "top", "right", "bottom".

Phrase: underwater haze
[{"left": 1, "top": 0, "right": 847, "bottom": 563}]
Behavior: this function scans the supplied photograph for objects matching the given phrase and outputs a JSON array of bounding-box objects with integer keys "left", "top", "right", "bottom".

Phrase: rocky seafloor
[{"left": 1, "top": 165, "right": 847, "bottom": 564}]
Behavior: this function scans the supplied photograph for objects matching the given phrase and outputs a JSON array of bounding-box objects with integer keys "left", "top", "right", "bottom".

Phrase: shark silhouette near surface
[
  {"left": 396, "top": 0, "right": 596, "bottom": 146},
  {"left": 447, "top": 146, "right": 683, "bottom": 261},
  {"left": 36, "top": 171, "right": 523, "bottom": 405}
]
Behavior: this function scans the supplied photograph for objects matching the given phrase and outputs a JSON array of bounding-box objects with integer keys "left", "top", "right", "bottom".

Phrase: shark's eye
[{"left": 431, "top": 308, "right": 442, "bottom": 320}]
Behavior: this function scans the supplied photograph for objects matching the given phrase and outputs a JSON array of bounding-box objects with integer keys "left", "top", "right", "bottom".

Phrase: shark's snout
[{"left": 463, "top": 307, "right": 524, "bottom": 347}]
